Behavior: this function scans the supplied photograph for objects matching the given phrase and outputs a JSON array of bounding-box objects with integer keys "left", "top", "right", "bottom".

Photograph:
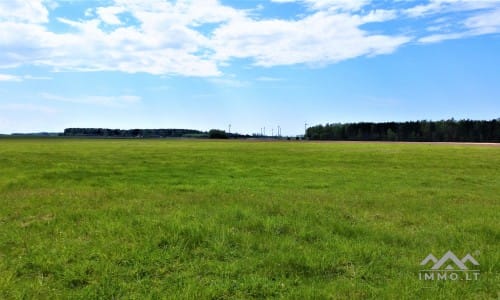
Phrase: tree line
[
  {"left": 306, "top": 119, "right": 500, "bottom": 142},
  {"left": 64, "top": 128, "right": 205, "bottom": 138},
  {"left": 63, "top": 128, "right": 251, "bottom": 139}
]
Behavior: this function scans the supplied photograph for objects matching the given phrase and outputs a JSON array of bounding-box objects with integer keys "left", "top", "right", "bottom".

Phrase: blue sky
[{"left": 0, "top": 0, "right": 499, "bottom": 135}]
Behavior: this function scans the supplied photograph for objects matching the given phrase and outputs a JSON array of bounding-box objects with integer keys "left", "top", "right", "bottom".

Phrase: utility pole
[
  {"left": 264, "top": 127, "right": 266, "bottom": 136},
  {"left": 228, "top": 124, "right": 231, "bottom": 134},
  {"left": 304, "top": 122, "right": 308, "bottom": 136}
]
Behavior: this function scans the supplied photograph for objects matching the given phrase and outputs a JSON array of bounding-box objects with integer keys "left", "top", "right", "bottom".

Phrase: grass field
[{"left": 0, "top": 138, "right": 498, "bottom": 299}]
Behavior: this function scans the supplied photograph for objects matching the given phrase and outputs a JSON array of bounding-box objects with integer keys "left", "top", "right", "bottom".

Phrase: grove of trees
[
  {"left": 63, "top": 128, "right": 251, "bottom": 139},
  {"left": 208, "top": 129, "right": 228, "bottom": 139},
  {"left": 306, "top": 119, "right": 500, "bottom": 142},
  {"left": 64, "top": 128, "right": 204, "bottom": 138}
]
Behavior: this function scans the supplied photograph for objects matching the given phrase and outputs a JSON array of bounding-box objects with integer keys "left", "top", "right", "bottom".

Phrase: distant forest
[
  {"left": 306, "top": 119, "right": 500, "bottom": 142},
  {"left": 63, "top": 128, "right": 250, "bottom": 139},
  {"left": 64, "top": 128, "right": 205, "bottom": 138}
]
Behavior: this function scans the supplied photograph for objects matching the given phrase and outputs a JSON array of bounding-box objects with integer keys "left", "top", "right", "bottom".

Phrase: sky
[{"left": 0, "top": 0, "right": 499, "bottom": 135}]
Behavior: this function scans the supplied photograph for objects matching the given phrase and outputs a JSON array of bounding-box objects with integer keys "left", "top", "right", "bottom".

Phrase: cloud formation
[
  {"left": 0, "top": 103, "right": 57, "bottom": 114},
  {"left": 0, "top": 0, "right": 49, "bottom": 23},
  {"left": 0, "top": 0, "right": 498, "bottom": 77},
  {"left": 0, "top": 74, "right": 23, "bottom": 82},
  {"left": 0, "top": 74, "right": 52, "bottom": 82}
]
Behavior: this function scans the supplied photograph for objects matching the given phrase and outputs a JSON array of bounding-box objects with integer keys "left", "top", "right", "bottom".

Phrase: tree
[{"left": 208, "top": 129, "right": 228, "bottom": 139}]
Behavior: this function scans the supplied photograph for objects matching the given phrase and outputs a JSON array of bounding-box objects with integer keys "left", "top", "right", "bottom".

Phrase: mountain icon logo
[{"left": 420, "top": 251, "right": 479, "bottom": 270}]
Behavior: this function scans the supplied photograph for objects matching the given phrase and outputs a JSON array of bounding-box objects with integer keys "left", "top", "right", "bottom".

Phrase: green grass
[{"left": 0, "top": 138, "right": 498, "bottom": 299}]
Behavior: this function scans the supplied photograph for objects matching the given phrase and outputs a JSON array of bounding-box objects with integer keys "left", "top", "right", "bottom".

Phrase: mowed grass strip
[{"left": 0, "top": 139, "right": 498, "bottom": 299}]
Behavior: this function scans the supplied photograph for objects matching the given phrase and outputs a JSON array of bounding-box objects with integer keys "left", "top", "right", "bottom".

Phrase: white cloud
[
  {"left": 211, "top": 11, "right": 409, "bottom": 67},
  {"left": 0, "top": 0, "right": 226, "bottom": 76},
  {"left": 0, "top": 0, "right": 410, "bottom": 75},
  {"left": 419, "top": 32, "right": 470, "bottom": 43},
  {"left": 41, "top": 93, "right": 141, "bottom": 107},
  {"left": 84, "top": 8, "right": 94, "bottom": 17},
  {"left": 1, "top": 17, "right": 220, "bottom": 76},
  {"left": 208, "top": 77, "right": 250, "bottom": 87},
  {"left": 465, "top": 7, "right": 500, "bottom": 33},
  {"left": 0, "top": 74, "right": 52, "bottom": 82},
  {"left": 405, "top": 0, "right": 500, "bottom": 17},
  {"left": 23, "top": 75, "right": 53, "bottom": 80},
  {"left": 97, "top": 6, "right": 126, "bottom": 25},
  {"left": 0, "top": 0, "right": 49, "bottom": 23},
  {"left": 0, "top": 103, "right": 57, "bottom": 114},
  {"left": 419, "top": 7, "right": 500, "bottom": 43},
  {"left": 271, "top": 0, "right": 371, "bottom": 11},
  {"left": 0, "top": 0, "right": 498, "bottom": 76},
  {"left": 0, "top": 74, "right": 23, "bottom": 82}
]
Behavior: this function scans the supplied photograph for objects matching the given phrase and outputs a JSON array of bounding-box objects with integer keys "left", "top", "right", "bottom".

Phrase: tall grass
[{"left": 0, "top": 139, "right": 498, "bottom": 298}]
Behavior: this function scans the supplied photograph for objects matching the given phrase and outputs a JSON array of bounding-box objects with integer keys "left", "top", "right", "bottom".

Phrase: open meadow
[{"left": 0, "top": 138, "right": 498, "bottom": 299}]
